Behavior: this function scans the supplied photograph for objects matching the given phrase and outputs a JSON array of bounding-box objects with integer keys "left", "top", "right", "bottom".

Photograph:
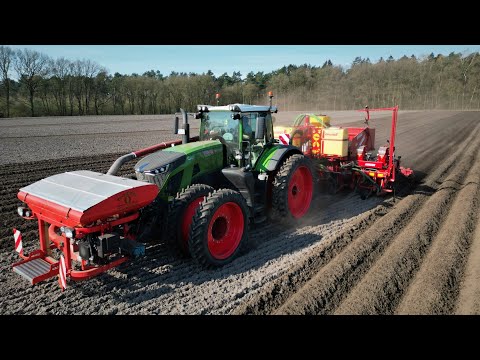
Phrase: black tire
[
  {"left": 271, "top": 154, "right": 317, "bottom": 220},
  {"left": 167, "top": 184, "right": 214, "bottom": 256},
  {"left": 189, "top": 189, "right": 249, "bottom": 268},
  {"left": 135, "top": 198, "right": 168, "bottom": 243}
]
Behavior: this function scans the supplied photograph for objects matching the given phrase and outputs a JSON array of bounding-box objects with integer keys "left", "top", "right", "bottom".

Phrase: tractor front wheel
[
  {"left": 167, "top": 184, "right": 214, "bottom": 256},
  {"left": 272, "top": 154, "right": 316, "bottom": 219},
  {"left": 189, "top": 189, "right": 249, "bottom": 268}
]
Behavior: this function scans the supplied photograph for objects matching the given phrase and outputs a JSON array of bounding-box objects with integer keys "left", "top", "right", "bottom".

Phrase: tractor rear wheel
[
  {"left": 272, "top": 154, "right": 316, "bottom": 220},
  {"left": 167, "top": 184, "right": 214, "bottom": 256},
  {"left": 189, "top": 189, "right": 249, "bottom": 268}
]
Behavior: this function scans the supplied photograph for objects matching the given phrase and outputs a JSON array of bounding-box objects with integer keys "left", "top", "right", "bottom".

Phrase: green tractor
[{"left": 132, "top": 95, "right": 317, "bottom": 268}]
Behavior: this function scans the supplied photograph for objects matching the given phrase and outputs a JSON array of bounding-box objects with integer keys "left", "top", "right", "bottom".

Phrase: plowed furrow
[
  {"left": 395, "top": 148, "right": 480, "bottom": 314},
  {"left": 454, "top": 208, "right": 480, "bottom": 314},
  {"left": 332, "top": 137, "right": 480, "bottom": 314}
]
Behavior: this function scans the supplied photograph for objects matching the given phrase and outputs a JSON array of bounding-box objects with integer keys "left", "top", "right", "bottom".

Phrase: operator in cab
[{"left": 242, "top": 115, "right": 253, "bottom": 139}]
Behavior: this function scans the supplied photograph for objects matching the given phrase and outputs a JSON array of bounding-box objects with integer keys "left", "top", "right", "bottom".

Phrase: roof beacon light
[{"left": 268, "top": 91, "right": 274, "bottom": 108}]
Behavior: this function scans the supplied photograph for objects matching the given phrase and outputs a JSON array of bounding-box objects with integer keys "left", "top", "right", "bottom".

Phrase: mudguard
[{"left": 256, "top": 145, "right": 302, "bottom": 172}]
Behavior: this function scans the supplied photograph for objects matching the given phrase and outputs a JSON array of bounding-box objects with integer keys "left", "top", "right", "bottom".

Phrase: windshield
[
  {"left": 199, "top": 110, "right": 273, "bottom": 168},
  {"left": 200, "top": 111, "right": 240, "bottom": 144}
]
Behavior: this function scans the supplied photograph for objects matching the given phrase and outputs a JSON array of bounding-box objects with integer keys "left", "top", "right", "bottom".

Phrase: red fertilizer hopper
[
  {"left": 13, "top": 171, "right": 158, "bottom": 285},
  {"left": 18, "top": 171, "right": 158, "bottom": 227}
]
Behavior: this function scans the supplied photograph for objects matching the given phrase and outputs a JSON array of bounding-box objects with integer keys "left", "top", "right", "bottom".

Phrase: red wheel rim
[
  {"left": 207, "top": 202, "right": 244, "bottom": 260},
  {"left": 288, "top": 165, "right": 313, "bottom": 218},
  {"left": 181, "top": 197, "right": 205, "bottom": 250}
]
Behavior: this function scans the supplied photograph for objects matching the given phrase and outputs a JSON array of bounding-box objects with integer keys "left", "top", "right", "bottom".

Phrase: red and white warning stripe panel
[
  {"left": 278, "top": 133, "right": 290, "bottom": 145},
  {"left": 13, "top": 228, "right": 23, "bottom": 255},
  {"left": 58, "top": 255, "right": 67, "bottom": 290}
]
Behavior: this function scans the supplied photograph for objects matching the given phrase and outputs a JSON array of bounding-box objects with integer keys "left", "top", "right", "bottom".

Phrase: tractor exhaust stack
[
  {"left": 180, "top": 108, "right": 189, "bottom": 144},
  {"left": 174, "top": 108, "right": 190, "bottom": 144}
]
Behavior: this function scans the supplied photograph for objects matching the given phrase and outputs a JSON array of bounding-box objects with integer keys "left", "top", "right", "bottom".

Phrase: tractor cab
[{"left": 196, "top": 104, "right": 277, "bottom": 169}]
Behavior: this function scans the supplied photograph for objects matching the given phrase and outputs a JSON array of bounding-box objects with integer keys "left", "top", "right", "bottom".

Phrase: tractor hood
[
  {"left": 134, "top": 149, "right": 186, "bottom": 173},
  {"left": 134, "top": 140, "right": 224, "bottom": 193},
  {"left": 163, "top": 140, "right": 223, "bottom": 156},
  {"left": 134, "top": 140, "right": 222, "bottom": 173}
]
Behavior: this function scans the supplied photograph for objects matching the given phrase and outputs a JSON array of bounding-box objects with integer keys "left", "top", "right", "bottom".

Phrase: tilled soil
[{"left": 1, "top": 110, "right": 480, "bottom": 314}]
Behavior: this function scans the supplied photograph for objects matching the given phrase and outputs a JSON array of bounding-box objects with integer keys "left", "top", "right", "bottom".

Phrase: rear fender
[{"left": 255, "top": 145, "right": 302, "bottom": 172}]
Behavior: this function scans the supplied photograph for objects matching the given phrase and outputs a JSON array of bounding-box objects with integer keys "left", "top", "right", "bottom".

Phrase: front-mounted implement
[{"left": 14, "top": 171, "right": 158, "bottom": 285}]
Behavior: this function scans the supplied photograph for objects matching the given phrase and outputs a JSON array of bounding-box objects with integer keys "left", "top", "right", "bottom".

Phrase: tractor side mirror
[{"left": 256, "top": 116, "right": 265, "bottom": 139}]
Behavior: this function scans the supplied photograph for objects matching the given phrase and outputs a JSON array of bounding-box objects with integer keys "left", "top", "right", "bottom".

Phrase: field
[{"left": 1, "top": 110, "right": 479, "bottom": 314}]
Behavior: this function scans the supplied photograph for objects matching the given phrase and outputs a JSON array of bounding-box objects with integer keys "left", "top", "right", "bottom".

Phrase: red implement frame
[
  {"left": 298, "top": 105, "right": 412, "bottom": 197},
  {"left": 357, "top": 106, "right": 398, "bottom": 182},
  {"left": 355, "top": 106, "right": 412, "bottom": 195}
]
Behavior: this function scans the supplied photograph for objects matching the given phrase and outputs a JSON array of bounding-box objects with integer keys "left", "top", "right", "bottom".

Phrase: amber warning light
[{"left": 268, "top": 91, "right": 274, "bottom": 97}]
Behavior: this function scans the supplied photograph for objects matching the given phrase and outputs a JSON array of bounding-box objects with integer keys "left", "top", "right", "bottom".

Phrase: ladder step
[{"left": 13, "top": 258, "right": 53, "bottom": 285}]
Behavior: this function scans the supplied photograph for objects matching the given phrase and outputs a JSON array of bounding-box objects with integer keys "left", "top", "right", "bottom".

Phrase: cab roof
[{"left": 197, "top": 103, "right": 278, "bottom": 113}]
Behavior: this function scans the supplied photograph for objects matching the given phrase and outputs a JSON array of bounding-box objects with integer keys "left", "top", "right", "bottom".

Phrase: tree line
[{"left": 0, "top": 46, "right": 479, "bottom": 118}]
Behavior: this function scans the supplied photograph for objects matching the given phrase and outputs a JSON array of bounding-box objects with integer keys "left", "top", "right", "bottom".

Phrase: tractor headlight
[{"left": 154, "top": 164, "right": 170, "bottom": 174}]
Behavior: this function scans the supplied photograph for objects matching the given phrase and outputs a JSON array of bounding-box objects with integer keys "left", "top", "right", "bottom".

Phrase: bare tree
[
  {"left": 92, "top": 71, "right": 110, "bottom": 115},
  {"left": 51, "top": 57, "right": 71, "bottom": 115},
  {"left": 461, "top": 53, "right": 477, "bottom": 110},
  {"left": 14, "top": 49, "right": 50, "bottom": 116},
  {"left": 0, "top": 46, "right": 14, "bottom": 117},
  {"left": 82, "top": 59, "right": 103, "bottom": 114},
  {"left": 72, "top": 60, "right": 87, "bottom": 115},
  {"left": 67, "top": 61, "right": 76, "bottom": 115}
]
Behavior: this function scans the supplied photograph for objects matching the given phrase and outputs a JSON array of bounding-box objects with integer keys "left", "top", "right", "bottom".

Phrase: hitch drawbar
[{"left": 13, "top": 170, "right": 158, "bottom": 288}]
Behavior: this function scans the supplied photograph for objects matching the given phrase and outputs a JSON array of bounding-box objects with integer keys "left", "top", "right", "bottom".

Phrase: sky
[{"left": 7, "top": 45, "right": 480, "bottom": 77}]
